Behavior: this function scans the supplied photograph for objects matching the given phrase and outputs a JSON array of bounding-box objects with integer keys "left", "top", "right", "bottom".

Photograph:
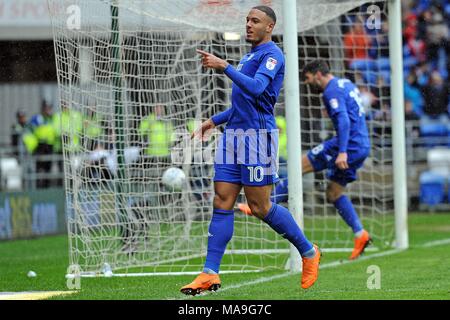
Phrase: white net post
[
  {"left": 388, "top": 0, "right": 408, "bottom": 250},
  {"left": 283, "top": 0, "right": 303, "bottom": 273}
]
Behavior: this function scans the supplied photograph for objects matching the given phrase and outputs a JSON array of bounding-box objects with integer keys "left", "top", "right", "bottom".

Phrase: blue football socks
[
  {"left": 334, "top": 195, "right": 364, "bottom": 235},
  {"left": 263, "top": 203, "right": 315, "bottom": 258},
  {"left": 203, "top": 209, "right": 234, "bottom": 274}
]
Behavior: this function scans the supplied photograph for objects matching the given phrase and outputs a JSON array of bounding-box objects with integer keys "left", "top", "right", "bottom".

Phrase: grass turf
[{"left": 0, "top": 212, "right": 449, "bottom": 300}]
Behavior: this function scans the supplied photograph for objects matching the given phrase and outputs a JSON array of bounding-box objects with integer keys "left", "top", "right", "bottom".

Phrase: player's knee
[
  {"left": 247, "top": 199, "right": 271, "bottom": 220},
  {"left": 213, "top": 193, "right": 231, "bottom": 209},
  {"left": 326, "top": 188, "right": 342, "bottom": 203}
]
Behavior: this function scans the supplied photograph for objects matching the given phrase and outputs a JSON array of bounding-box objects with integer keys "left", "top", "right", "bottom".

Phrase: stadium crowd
[{"left": 345, "top": 0, "right": 450, "bottom": 144}]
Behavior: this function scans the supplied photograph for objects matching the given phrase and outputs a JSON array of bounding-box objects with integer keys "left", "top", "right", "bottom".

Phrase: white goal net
[{"left": 47, "top": 0, "right": 396, "bottom": 276}]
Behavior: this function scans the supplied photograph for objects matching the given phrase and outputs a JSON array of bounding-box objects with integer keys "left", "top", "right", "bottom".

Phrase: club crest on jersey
[
  {"left": 330, "top": 98, "right": 339, "bottom": 109},
  {"left": 266, "top": 57, "right": 277, "bottom": 70}
]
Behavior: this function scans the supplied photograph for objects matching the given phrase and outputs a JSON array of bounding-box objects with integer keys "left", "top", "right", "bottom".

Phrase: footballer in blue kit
[
  {"left": 302, "top": 60, "right": 372, "bottom": 260},
  {"left": 240, "top": 60, "right": 372, "bottom": 260},
  {"left": 181, "top": 6, "right": 321, "bottom": 296}
]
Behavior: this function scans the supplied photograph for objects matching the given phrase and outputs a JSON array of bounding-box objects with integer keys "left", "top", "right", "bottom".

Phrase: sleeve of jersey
[
  {"left": 326, "top": 95, "right": 350, "bottom": 153},
  {"left": 256, "top": 52, "right": 284, "bottom": 80},
  {"left": 223, "top": 65, "right": 271, "bottom": 98},
  {"left": 211, "top": 107, "right": 233, "bottom": 126}
]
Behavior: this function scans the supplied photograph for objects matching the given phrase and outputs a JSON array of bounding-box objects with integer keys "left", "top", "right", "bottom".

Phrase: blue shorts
[
  {"left": 214, "top": 163, "right": 279, "bottom": 186},
  {"left": 307, "top": 138, "right": 370, "bottom": 187},
  {"left": 213, "top": 129, "right": 279, "bottom": 186}
]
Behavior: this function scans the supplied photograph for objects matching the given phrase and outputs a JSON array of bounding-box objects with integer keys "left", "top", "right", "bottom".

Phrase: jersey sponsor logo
[
  {"left": 266, "top": 57, "right": 277, "bottom": 70},
  {"left": 330, "top": 98, "right": 339, "bottom": 109}
]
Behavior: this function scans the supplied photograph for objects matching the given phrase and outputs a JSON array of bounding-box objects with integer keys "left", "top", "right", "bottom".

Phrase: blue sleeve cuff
[{"left": 211, "top": 108, "right": 232, "bottom": 126}]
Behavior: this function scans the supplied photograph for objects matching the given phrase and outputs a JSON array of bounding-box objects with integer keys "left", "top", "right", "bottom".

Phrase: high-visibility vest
[
  {"left": 84, "top": 115, "right": 103, "bottom": 139},
  {"left": 22, "top": 130, "right": 39, "bottom": 154},
  {"left": 276, "top": 116, "right": 288, "bottom": 160},
  {"left": 33, "top": 114, "right": 56, "bottom": 146},
  {"left": 139, "top": 113, "right": 174, "bottom": 156},
  {"left": 53, "top": 109, "right": 83, "bottom": 152}
]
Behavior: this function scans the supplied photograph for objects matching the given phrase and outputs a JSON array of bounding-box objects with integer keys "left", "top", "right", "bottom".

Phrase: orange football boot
[
  {"left": 238, "top": 203, "right": 253, "bottom": 216},
  {"left": 301, "top": 244, "right": 321, "bottom": 289},
  {"left": 180, "top": 272, "right": 221, "bottom": 296},
  {"left": 350, "top": 230, "right": 372, "bottom": 260}
]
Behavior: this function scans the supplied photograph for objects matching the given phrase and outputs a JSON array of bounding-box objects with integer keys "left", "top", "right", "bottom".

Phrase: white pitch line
[
  {"left": 168, "top": 248, "right": 405, "bottom": 300},
  {"left": 210, "top": 237, "right": 450, "bottom": 297},
  {"left": 218, "top": 248, "right": 405, "bottom": 294},
  {"left": 420, "top": 238, "right": 450, "bottom": 248}
]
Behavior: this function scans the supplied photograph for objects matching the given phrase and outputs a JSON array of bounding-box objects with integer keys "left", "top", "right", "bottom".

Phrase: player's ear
[
  {"left": 316, "top": 71, "right": 323, "bottom": 80},
  {"left": 266, "top": 21, "right": 275, "bottom": 33}
]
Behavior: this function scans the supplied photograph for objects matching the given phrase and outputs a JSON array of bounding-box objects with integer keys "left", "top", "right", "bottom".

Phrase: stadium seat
[
  {"left": 420, "top": 118, "right": 448, "bottom": 148},
  {"left": 376, "top": 57, "right": 390, "bottom": 71},
  {"left": 403, "top": 56, "right": 419, "bottom": 70},
  {"left": 419, "top": 171, "right": 447, "bottom": 205},
  {"left": 427, "top": 148, "right": 450, "bottom": 176},
  {"left": 447, "top": 122, "right": 450, "bottom": 147},
  {"left": 363, "top": 70, "right": 378, "bottom": 85},
  {"left": 349, "top": 59, "right": 377, "bottom": 72}
]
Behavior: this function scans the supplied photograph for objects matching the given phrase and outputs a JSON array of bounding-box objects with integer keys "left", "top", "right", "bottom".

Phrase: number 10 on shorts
[{"left": 247, "top": 166, "right": 264, "bottom": 183}]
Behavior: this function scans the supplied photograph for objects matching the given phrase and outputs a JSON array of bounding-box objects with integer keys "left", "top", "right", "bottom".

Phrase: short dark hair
[
  {"left": 252, "top": 5, "right": 276, "bottom": 24},
  {"left": 302, "top": 60, "right": 330, "bottom": 78}
]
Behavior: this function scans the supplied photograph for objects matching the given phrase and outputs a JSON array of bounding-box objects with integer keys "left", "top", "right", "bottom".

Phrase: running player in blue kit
[
  {"left": 240, "top": 60, "right": 372, "bottom": 260},
  {"left": 303, "top": 60, "right": 372, "bottom": 260},
  {"left": 180, "top": 6, "right": 320, "bottom": 295}
]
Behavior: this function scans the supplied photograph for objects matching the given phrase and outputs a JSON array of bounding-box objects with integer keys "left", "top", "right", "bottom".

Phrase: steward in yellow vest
[
  {"left": 276, "top": 115, "right": 288, "bottom": 161},
  {"left": 139, "top": 106, "right": 174, "bottom": 157},
  {"left": 52, "top": 103, "right": 83, "bottom": 153}
]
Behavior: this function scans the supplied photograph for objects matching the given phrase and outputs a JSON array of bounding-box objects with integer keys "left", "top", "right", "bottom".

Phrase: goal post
[
  {"left": 47, "top": 0, "right": 408, "bottom": 277},
  {"left": 388, "top": 0, "right": 408, "bottom": 250},
  {"left": 283, "top": 0, "right": 303, "bottom": 272}
]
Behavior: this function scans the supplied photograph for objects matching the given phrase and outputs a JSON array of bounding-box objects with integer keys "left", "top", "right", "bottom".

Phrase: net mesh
[{"left": 47, "top": 0, "right": 393, "bottom": 274}]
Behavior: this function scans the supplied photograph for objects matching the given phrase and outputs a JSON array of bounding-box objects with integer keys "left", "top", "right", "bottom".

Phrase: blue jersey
[
  {"left": 224, "top": 41, "right": 285, "bottom": 130},
  {"left": 322, "top": 77, "right": 370, "bottom": 151},
  {"left": 211, "top": 41, "right": 284, "bottom": 186}
]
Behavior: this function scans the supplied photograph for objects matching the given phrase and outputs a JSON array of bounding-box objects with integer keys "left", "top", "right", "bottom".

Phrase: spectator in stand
[
  {"left": 414, "top": 61, "right": 431, "bottom": 87},
  {"left": 405, "top": 29, "right": 427, "bottom": 62},
  {"left": 404, "top": 99, "right": 421, "bottom": 149},
  {"left": 11, "top": 109, "right": 32, "bottom": 157},
  {"left": 404, "top": 72, "right": 425, "bottom": 116},
  {"left": 425, "top": 7, "right": 448, "bottom": 71},
  {"left": 343, "top": 18, "right": 372, "bottom": 67},
  {"left": 417, "top": 6, "right": 432, "bottom": 40},
  {"left": 403, "top": 7, "right": 419, "bottom": 42},
  {"left": 29, "top": 101, "right": 57, "bottom": 188},
  {"left": 421, "top": 70, "right": 449, "bottom": 117},
  {"left": 370, "top": 21, "right": 390, "bottom": 59},
  {"left": 405, "top": 99, "right": 421, "bottom": 121}
]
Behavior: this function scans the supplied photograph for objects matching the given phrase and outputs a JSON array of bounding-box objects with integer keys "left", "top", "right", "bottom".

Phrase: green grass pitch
[{"left": 0, "top": 213, "right": 449, "bottom": 300}]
